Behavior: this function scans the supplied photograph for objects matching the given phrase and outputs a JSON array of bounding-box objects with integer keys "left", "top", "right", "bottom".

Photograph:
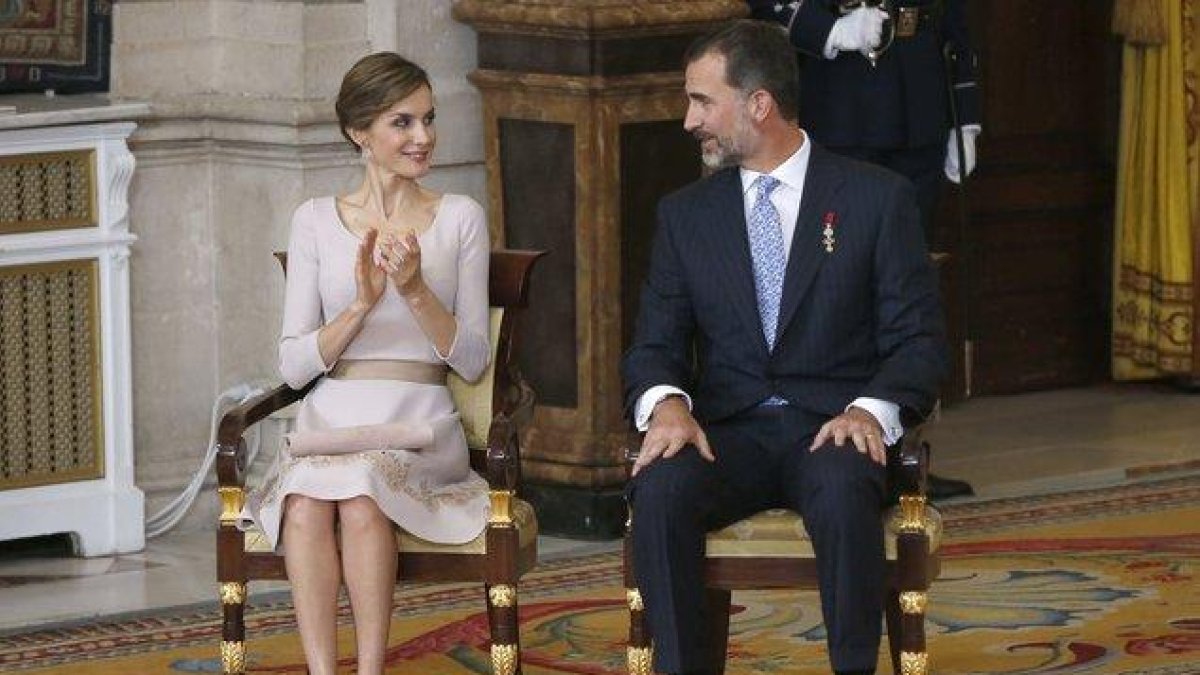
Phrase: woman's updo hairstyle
[{"left": 335, "top": 52, "right": 431, "bottom": 151}]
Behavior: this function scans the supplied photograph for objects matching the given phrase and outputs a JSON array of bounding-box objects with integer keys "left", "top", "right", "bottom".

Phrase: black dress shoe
[
  {"left": 927, "top": 471, "right": 975, "bottom": 501},
  {"left": 834, "top": 670, "right": 876, "bottom": 675}
]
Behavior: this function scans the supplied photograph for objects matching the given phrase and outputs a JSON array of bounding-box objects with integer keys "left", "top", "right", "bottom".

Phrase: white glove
[
  {"left": 824, "top": 7, "right": 889, "bottom": 59},
  {"left": 944, "top": 125, "right": 981, "bottom": 183}
]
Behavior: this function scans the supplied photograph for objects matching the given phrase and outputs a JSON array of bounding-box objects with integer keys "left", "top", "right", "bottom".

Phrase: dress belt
[{"left": 328, "top": 359, "right": 448, "bottom": 385}]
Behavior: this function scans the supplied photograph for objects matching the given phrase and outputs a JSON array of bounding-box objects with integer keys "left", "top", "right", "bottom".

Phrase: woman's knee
[
  {"left": 282, "top": 496, "right": 336, "bottom": 546},
  {"left": 284, "top": 495, "right": 335, "bottom": 526},
  {"left": 337, "top": 495, "right": 389, "bottom": 533}
]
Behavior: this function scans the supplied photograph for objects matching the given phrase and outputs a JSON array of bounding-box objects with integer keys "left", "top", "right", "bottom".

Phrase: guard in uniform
[
  {"left": 750, "top": 0, "right": 979, "bottom": 500},
  {"left": 749, "top": 0, "right": 981, "bottom": 243}
]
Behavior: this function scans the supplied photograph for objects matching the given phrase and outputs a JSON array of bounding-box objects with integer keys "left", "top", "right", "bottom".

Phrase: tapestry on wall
[{"left": 0, "top": 0, "right": 111, "bottom": 93}]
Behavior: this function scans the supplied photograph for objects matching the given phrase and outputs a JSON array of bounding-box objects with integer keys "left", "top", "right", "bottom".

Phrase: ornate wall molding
[{"left": 453, "top": 0, "right": 746, "bottom": 37}]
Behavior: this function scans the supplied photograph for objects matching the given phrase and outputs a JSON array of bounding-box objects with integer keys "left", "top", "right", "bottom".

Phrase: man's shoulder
[
  {"left": 810, "top": 147, "right": 915, "bottom": 211},
  {"left": 659, "top": 166, "right": 739, "bottom": 214}
]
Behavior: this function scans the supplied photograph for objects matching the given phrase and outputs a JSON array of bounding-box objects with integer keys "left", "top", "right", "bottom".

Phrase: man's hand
[
  {"left": 809, "top": 406, "right": 886, "bottom": 466},
  {"left": 633, "top": 396, "right": 715, "bottom": 477}
]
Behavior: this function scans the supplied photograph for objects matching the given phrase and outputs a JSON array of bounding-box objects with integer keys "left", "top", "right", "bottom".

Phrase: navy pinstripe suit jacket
[{"left": 622, "top": 143, "right": 947, "bottom": 429}]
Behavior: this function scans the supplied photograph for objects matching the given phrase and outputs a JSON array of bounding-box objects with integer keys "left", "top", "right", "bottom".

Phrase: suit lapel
[
  {"left": 776, "top": 144, "right": 844, "bottom": 339},
  {"left": 704, "top": 169, "right": 767, "bottom": 352}
]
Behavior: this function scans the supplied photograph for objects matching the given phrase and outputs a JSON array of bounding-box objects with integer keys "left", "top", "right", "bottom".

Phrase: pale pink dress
[{"left": 241, "top": 194, "right": 491, "bottom": 550}]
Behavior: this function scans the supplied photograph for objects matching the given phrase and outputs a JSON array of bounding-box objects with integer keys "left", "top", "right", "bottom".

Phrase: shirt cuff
[
  {"left": 431, "top": 322, "right": 459, "bottom": 362},
  {"left": 847, "top": 397, "right": 903, "bottom": 445},
  {"left": 634, "top": 385, "right": 693, "bottom": 432},
  {"left": 305, "top": 331, "right": 332, "bottom": 373},
  {"left": 279, "top": 331, "right": 331, "bottom": 390}
]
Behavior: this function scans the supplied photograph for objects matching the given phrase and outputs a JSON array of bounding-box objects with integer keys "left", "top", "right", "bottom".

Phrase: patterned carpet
[{"left": 2, "top": 473, "right": 1198, "bottom": 674}]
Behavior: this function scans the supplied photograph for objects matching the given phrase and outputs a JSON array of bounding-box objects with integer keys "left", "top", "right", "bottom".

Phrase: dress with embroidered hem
[{"left": 239, "top": 194, "right": 491, "bottom": 551}]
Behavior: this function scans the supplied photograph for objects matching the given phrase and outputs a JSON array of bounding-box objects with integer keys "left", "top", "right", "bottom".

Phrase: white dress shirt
[{"left": 633, "top": 134, "right": 904, "bottom": 445}]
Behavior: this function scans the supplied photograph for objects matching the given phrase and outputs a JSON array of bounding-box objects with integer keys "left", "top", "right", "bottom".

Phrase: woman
[{"left": 241, "top": 52, "right": 491, "bottom": 675}]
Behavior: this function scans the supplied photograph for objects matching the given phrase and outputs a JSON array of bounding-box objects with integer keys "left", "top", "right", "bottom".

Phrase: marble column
[{"left": 454, "top": 0, "right": 746, "bottom": 537}]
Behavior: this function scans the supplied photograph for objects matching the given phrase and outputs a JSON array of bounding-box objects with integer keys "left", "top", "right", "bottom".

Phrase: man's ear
[{"left": 749, "top": 90, "right": 774, "bottom": 122}]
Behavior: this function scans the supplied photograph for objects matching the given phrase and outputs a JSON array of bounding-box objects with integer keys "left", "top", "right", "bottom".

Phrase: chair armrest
[
  {"left": 215, "top": 381, "right": 312, "bottom": 487},
  {"left": 485, "top": 412, "right": 521, "bottom": 492},
  {"left": 480, "top": 368, "right": 536, "bottom": 491},
  {"left": 888, "top": 424, "right": 929, "bottom": 498},
  {"left": 496, "top": 367, "right": 535, "bottom": 429}
]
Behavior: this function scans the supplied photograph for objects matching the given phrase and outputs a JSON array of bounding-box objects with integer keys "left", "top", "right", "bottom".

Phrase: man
[
  {"left": 622, "top": 20, "right": 945, "bottom": 675},
  {"left": 750, "top": 0, "right": 979, "bottom": 499}
]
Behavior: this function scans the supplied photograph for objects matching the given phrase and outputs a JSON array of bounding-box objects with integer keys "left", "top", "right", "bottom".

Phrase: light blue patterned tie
[{"left": 748, "top": 175, "right": 786, "bottom": 350}]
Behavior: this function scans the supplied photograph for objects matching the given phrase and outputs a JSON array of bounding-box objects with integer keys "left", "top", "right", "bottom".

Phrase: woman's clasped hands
[
  {"left": 353, "top": 224, "right": 425, "bottom": 313},
  {"left": 355, "top": 150, "right": 433, "bottom": 305},
  {"left": 377, "top": 229, "right": 422, "bottom": 295}
]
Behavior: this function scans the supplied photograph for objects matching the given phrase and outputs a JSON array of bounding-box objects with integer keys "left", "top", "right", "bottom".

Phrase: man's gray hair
[{"left": 684, "top": 19, "right": 801, "bottom": 122}]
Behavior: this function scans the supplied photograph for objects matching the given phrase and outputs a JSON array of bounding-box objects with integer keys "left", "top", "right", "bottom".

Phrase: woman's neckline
[{"left": 331, "top": 193, "right": 447, "bottom": 242}]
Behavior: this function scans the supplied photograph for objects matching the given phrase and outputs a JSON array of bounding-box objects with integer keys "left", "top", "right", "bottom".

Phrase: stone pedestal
[{"left": 454, "top": 0, "right": 746, "bottom": 537}]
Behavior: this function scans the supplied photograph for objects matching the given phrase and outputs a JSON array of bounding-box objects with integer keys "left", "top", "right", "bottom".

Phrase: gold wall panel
[
  {"left": 0, "top": 259, "right": 104, "bottom": 490},
  {"left": 0, "top": 150, "right": 97, "bottom": 234}
]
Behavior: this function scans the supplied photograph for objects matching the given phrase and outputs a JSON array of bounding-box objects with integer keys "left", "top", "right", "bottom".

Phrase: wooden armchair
[
  {"left": 623, "top": 429, "right": 943, "bottom": 675},
  {"left": 214, "top": 249, "right": 546, "bottom": 675}
]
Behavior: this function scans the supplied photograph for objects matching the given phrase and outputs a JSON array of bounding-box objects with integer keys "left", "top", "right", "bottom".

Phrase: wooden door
[{"left": 938, "top": 0, "right": 1121, "bottom": 395}]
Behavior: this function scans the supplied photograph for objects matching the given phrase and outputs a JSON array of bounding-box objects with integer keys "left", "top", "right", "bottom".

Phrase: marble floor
[
  {"left": 1, "top": 382, "right": 1197, "bottom": 636},
  {"left": 924, "top": 381, "right": 1200, "bottom": 496}
]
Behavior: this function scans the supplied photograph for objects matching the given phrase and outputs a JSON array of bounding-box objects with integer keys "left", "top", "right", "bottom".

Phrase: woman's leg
[
  {"left": 281, "top": 494, "right": 341, "bottom": 675},
  {"left": 338, "top": 496, "right": 398, "bottom": 675}
]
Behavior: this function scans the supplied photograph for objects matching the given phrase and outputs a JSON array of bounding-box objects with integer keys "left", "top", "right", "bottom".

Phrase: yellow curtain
[{"left": 1111, "top": 0, "right": 1198, "bottom": 379}]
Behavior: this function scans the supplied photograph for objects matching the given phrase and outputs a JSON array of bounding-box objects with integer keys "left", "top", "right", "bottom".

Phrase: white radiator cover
[{"left": 0, "top": 121, "right": 143, "bottom": 556}]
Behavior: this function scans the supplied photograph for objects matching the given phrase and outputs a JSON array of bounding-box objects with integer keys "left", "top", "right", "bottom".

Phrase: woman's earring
[{"left": 360, "top": 144, "right": 372, "bottom": 164}]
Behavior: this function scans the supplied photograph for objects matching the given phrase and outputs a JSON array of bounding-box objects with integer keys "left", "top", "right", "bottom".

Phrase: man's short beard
[
  {"left": 700, "top": 131, "right": 744, "bottom": 168},
  {"left": 701, "top": 144, "right": 741, "bottom": 169},
  {"left": 698, "top": 110, "right": 752, "bottom": 169}
]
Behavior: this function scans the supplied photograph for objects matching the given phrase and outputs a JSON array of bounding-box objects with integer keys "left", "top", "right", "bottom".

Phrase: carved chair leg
[
  {"left": 486, "top": 583, "right": 520, "bottom": 675},
  {"left": 219, "top": 581, "right": 247, "bottom": 674},
  {"left": 705, "top": 587, "right": 732, "bottom": 674},
  {"left": 626, "top": 586, "right": 652, "bottom": 675},
  {"left": 895, "top": 531, "right": 932, "bottom": 675},
  {"left": 624, "top": 534, "right": 652, "bottom": 675},
  {"left": 897, "top": 597, "right": 930, "bottom": 675}
]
